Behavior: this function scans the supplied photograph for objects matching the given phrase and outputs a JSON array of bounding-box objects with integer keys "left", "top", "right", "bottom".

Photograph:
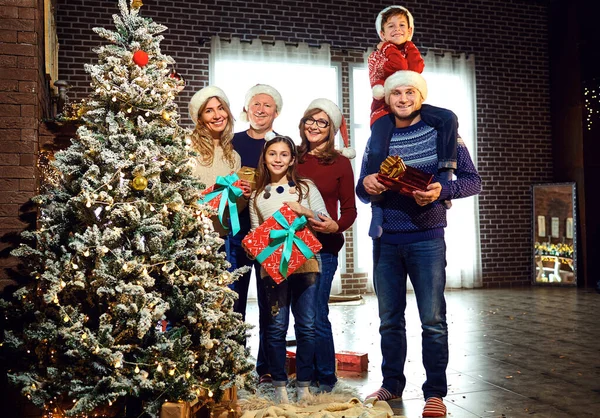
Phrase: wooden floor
[{"left": 246, "top": 287, "right": 600, "bottom": 417}]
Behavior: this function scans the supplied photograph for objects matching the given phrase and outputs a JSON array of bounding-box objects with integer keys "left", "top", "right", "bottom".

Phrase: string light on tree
[{"left": 584, "top": 85, "right": 600, "bottom": 131}]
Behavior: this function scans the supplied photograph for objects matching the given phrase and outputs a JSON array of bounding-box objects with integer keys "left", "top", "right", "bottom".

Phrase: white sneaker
[
  {"left": 296, "top": 386, "right": 313, "bottom": 402},
  {"left": 274, "top": 386, "right": 289, "bottom": 404}
]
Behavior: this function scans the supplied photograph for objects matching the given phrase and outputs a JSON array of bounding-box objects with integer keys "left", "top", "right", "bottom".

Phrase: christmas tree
[{"left": 1, "top": 0, "right": 252, "bottom": 415}]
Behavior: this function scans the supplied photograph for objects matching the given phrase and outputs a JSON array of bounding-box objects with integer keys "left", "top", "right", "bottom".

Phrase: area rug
[{"left": 237, "top": 381, "right": 405, "bottom": 418}]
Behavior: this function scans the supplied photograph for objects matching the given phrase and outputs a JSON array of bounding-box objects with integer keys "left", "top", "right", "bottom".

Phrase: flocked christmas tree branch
[{"left": 0, "top": 0, "right": 253, "bottom": 416}]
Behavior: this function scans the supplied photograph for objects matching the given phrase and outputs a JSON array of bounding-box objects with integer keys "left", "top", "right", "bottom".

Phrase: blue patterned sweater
[{"left": 356, "top": 120, "right": 482, "bottom": 244}]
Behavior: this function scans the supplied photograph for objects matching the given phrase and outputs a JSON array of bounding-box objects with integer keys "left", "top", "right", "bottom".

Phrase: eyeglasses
[{"left": 303, "top": 117, "right": 330, "bottom": 129}]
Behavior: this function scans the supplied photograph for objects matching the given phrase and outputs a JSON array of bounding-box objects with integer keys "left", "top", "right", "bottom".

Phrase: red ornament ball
[{"left": 132, "top": 50, "right": 149, "bottom": 67}]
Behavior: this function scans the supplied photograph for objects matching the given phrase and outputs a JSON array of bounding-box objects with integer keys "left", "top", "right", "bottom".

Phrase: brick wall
[
  {"left": 51, "top": 0, "right": 553, "bottom": 289},
  {"left": 0, "top": 0, "right": 51, "bottom": 288}
]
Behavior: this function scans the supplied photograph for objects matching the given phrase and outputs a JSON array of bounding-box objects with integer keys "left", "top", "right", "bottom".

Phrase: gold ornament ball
[
  {"left": 205, "top": 340, "right": 214, "bottom": 349},
  {"left": 131, "top": 175, "right": 148, "bottom": 191},
  {"left": 132, "top": 0, "right": 143, "bottom": 9}
]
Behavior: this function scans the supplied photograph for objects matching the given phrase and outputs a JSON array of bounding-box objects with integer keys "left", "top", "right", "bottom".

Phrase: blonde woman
[{"left": 188, "top": 86, "right": 250, "bottom": 236}]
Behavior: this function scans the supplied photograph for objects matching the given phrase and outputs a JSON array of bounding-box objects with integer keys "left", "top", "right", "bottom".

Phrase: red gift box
[
  {"left": 377, "top": 155, "right": 433, "bottom": 197},
  {"left": 198, "top": 173, "right": 244, "bottom": 235},
  {"left": 335, "top": 350, "right": 369, "bottom": 372},
  {"left": 242, "top": 204, "right": 322, "bottom": 284},
  {"left": 285, "top": 350, "right": 296, "bottom": 375}
]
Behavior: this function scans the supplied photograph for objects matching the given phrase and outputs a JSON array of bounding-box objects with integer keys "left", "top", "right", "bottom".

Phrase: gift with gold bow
[
  {"left": 236, "top": 166, "right": 256, "bottom": 189},
  {"left": 241, "top": 204, "right": 322, "bottom": 284},
  {"left": 377, "top": 155, "right": 434, "bottom": 196},
  {"left": 198, "top": 173, "right": 244, "bottom": 235}
]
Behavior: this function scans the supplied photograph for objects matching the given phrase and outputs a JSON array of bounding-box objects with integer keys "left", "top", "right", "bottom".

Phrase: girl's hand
[
  {"left": 309, "top": 214, "right": 339, "bottom": 234},
  {"left": 283, "top": 201, "right": 307, "bottom": 218}
]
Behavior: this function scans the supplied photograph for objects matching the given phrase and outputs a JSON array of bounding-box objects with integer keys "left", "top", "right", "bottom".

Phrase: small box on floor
[
  {"left": 286, "top": 350, "right": 296, "bottom": 375},
  {"left": 160, "top": 387, "right": 237, "bottom": 418},
  {"left": 160, "top": 401, "right": 192, "bottom": 418},
  {"left": 335, "top": 350, "right": 368, "bottom": 372}
]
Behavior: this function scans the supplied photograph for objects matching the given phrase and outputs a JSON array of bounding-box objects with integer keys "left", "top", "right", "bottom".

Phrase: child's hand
[{"left": 283, "top": 201, "right": 306, "bottom": 217}]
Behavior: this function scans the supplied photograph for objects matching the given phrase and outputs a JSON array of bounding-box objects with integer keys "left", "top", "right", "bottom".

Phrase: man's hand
[
  {"left": 413, "top": 182, "right": 442, "bottom": 206},
  {"left": 363, "top": 174, "right": 387, "bottom": 196}
]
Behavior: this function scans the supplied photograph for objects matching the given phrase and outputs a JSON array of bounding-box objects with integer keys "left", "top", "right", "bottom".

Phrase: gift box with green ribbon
[
  {"left": 242, "top": 203, "right": 322, "bottom": 284},
  {"left": 198, "top": 173, "right": 244, "bottom": 235}
]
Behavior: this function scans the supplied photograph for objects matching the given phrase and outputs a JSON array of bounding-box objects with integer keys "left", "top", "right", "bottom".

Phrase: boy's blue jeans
[
  {"left": 372, "top": 238, "right": 449, "bottom": 399},
  {"left": 366, "top": 105, "right": 458, "bottom": 176},
  {"left": 366, "top": 106, "right": 458, "bottom": 237}
]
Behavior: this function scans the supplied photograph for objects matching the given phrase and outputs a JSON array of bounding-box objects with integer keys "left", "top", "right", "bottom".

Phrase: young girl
[{"left": 248, "top": 135, "right": 329, "bottom": 404}]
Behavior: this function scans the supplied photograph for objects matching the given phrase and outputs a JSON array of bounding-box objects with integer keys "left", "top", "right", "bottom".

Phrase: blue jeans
[
  {"left": 373, "top": 238, "right": 448, "bottom": 399},
  {"left": 262, "top": 272, "right": 317, "bottom": 383},
  {"left": 367, "top": 105, "right": 458, "bottom": 176},
  {"left": 313, "top": 253, "right": 339, "bottom": 386},
  {"left": 226, "top": 231, "right": 271, "bottom": 377}
]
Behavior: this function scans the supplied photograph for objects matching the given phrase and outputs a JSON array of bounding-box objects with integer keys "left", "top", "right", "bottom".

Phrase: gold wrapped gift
[
  {"left": 236, "top": 166, "right": 256, "bottom": 189},
  {"left": 377, "top": 155, "right": 433, "bottom": 196},
  {"left": 160, "top": 401, "right": 192, "bottom": 418}
]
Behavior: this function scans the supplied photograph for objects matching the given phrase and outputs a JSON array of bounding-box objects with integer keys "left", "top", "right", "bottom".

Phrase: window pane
[{"left": 213, "top": 60, "right": 338, "bottom": 144}]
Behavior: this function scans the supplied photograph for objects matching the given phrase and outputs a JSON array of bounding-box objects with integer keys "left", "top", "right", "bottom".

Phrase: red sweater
[{"left": 297, "top": 153, "right": 357, "bottom": 255}]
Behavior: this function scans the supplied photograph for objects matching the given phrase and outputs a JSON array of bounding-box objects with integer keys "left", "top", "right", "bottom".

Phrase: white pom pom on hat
[
  {"left": 376, "top": 5, "right": 415, "bottom": 42},
  {"left": 239, "top": 84, "right": 283, "bottom": 123},
  {"left": 372, "top": 84, "right": 385, "bottom": 100},
  {"left": 304, "top": 98, "right": 355, "bottom": 159},
  {"left": 189, "top": 85, "right": 229, "bottom": 125},
  {"left": 384, "top": 70, "right": 428, "bottom": 104}
]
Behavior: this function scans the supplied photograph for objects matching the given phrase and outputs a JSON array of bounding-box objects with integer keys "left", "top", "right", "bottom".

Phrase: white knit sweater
[
  {"left": 249, "top": 180, "right": 328, "bottom": 278},
  {"left": 192, "top": 145, "right": 242, "bottom": 236}
]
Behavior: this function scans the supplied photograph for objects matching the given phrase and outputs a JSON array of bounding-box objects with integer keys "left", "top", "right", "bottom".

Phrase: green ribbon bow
[
  {"left": 199, "top": 173, "right": 243, "bottom": 235},
  {"left": 256, "top": 210, "right": 315, "bottom": 278}
]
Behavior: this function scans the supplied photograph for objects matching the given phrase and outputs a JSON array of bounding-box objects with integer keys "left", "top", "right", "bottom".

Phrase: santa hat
[
  {"left": 384, "top": 70, "right": 428, "bottom": 104},
  {"left": 375, "top": 5, "right": 415, "bottom": 41},
  {"left": 304, "top": 98, "right": 355, "bottom": 159},
  {"left": 239, "top": 84, "right": 283, "bottom": 123},
  {"left": 189, "top": 85, "right": 229, "bottom": 125}
]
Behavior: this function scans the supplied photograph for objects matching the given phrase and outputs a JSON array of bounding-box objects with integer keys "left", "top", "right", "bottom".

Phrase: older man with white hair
[{"left": 356, "top": 70, "right": 481, "bottom": 417}]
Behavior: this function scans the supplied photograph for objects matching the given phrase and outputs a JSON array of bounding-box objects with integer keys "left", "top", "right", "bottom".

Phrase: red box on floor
[
  {"left": 335, "top": 350, "right": 368, "bottom": 372},
  {"left": 285, "top": 350, "right": 296, "bottom": 375}
]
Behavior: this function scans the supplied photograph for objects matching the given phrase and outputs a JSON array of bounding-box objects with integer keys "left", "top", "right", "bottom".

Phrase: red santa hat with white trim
[
  {"left": 304, "top": 98, "right": 355, "bottom": 159},
  {"left": 384, "top": 70, "right": 428, "bottom": 104},
  {"left": 375, "top": 5, "right": 415, "bottom": 41},
  {"left": 239, "top": 84, "right": 283, "bottom": 123}
]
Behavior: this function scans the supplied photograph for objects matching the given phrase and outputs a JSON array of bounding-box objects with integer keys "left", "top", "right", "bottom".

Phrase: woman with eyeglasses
[{"left": 296, "top": 99, "right": 357, "bottom": 392}]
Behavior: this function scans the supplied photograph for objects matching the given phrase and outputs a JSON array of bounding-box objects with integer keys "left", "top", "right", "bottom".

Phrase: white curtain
[
  {"left": 210, "top": 36, "right": 343, "bottom": 297},
  {"left": 210, "top": 36, "right": 335, "bottom": 144},
  {"left": 359, "top": 51, "right": 481, "bottom": 290},
  {"left": 423, "top": 52, "right": 481, "bottom": 289}
]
